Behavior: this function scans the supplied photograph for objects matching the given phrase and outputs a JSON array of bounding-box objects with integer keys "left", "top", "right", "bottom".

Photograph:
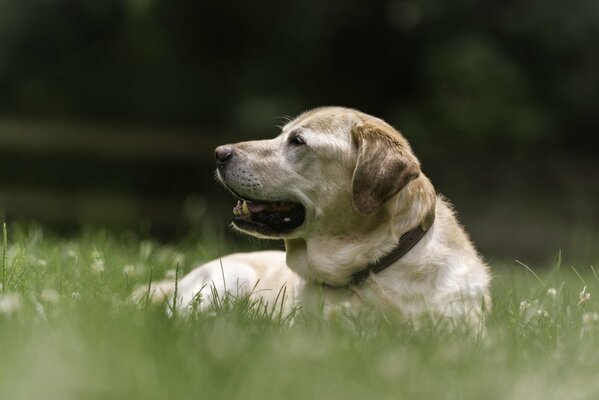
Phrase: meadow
[{"left": 0, "top": 223, "right": 598, "bottom": 400}]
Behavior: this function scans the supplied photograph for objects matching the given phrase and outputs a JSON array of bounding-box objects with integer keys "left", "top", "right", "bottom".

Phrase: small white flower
[
  {"left": 173, "top": 252, "right": 185, "bottom": 266},
  {"left": 582, "top": 312, "right": 599, "bottom": 326},
  {"left": 579, "top": 286, "right": 591, "bottom": 306},
  {"left": 519, "top": 299, "right": 532, "bottom": 314},
  {"left": 41, "top": 289, "right": 60, "bottom": 303},
  {"left": 536, "top": 307, "right": 549, "bottom": 318},
  {"left": 0, "top": 293, "right": 22, "bottom": 316},
  {"left": 123, "top": 265, "right": 136, "bottom": 275},
  {"left": 547, "top": 288, "right": 557, "bottom": 299},
  {"left": 581, "top": 312, "right": 599, "bottom": 338},
  {"left": 66, "top": 250, "right": 77, "bottom": 258},
  {"left": 91, "top": 259, "right": 105, "bottom": 273},
  {"left": 35, "top": 302, "right": 46, "bottom": 319},
  {"left": 36, "top": 259, "right": 48, "bottom": 268},
  {"left": 90, "top": 248, "right": 105, "bottom": 272},
  {"left": 165, "top": 269, "right": 177, "bottom": 279},
  {"left": 71, "top": 292, "right": 81, "bottom": 300},
  {"left": 519, "top": 299, "right": 548, "bottom": 321}
]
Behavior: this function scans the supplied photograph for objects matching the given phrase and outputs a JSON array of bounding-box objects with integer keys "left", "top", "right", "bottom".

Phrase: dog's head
[
  {"left": 215, "top": 107, "right": 435, "bottom": 284},
  {"left": 215, "top": 107, "right": 436, "bottom": 285}
]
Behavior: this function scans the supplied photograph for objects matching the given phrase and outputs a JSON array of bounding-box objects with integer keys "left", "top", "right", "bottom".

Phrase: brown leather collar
[{"left": 350, "top": 217, "right": 434, "bottom": 286}]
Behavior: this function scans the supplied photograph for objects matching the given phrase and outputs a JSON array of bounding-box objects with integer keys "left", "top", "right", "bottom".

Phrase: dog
[{"left": 141, "top": 107, "right": 491, "bottom": 328}]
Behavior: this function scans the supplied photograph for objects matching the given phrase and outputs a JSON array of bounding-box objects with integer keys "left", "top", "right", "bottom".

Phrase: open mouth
[{"left": 232, "top": 198, "right": 306, "bottom": 235}]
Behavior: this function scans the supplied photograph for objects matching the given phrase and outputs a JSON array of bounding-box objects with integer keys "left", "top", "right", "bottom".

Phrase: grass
[{"left": 0, "top": 223, "right": 598, "bottom": 400}]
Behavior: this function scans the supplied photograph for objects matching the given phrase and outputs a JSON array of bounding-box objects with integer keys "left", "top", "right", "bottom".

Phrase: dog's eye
[{"left": 288, "top": 133, "right": 306, "bottom": 146}]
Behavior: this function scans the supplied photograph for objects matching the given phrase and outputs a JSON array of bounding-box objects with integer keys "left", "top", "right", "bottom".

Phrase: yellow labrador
[{"left": 144, "top": 107, "right": 491, "bottom": 326}]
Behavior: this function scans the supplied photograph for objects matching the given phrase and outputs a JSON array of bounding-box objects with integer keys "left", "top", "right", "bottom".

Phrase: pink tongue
[{"left": 248, "top": 202, "right": 268, "bottom": 213}]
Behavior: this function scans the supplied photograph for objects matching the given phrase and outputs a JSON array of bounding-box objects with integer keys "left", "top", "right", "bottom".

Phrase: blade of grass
[
  {"left": 140, "top": 268, "right": 154, "bottom": 308},
  {"left": 515, "top": 259, "right": 545, "bottom": 287},
  {"left": 5, "top": 246, "right": 25, "bottom": 289},
  {"left": 590, "top": 265, "right": 598, "bottom": 283},
  {"left": 2, "top": 223, "right": 7, "bottom": 292},
  {"left": 170, "top": 262, "right": 180, "bottom": 316},
  {"left": 570, "top": 266, "right": 586, "bottom": 286}
]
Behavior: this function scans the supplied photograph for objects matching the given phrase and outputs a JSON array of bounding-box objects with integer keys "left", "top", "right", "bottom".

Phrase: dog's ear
[{"left": 351, "top": 120, "right": 421, "bottom": 216}]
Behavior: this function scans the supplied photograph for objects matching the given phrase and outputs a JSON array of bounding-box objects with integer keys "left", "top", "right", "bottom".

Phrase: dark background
[{"left": 0, "top": 0, "right": 597, "bottom": 265}]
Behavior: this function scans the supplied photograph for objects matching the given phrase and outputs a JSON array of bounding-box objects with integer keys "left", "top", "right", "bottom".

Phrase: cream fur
[{"left": 138, "top": 107, "right": 491, "bottom": 327}]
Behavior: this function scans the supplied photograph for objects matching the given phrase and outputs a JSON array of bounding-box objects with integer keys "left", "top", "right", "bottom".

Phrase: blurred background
[{"left": 0, "top": 0, "right": 597, "bottom": 266}]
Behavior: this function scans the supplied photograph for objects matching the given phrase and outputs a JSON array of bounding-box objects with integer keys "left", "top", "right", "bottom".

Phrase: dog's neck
[
  {"left": 348, "top": 216, "right": 433, "bottom": 285},
  {"left": 285, "top": 176, "right": 437, "bottom": 287}
]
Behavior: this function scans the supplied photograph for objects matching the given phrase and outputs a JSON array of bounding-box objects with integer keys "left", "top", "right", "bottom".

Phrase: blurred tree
[{"left": 1, "top": 0, "right": 597, "bottom": 156}]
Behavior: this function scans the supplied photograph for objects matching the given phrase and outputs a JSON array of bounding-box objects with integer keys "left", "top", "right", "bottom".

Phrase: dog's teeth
[
  {"left": 233, "top": 200, "right": 244, "bottom": 216},
  {"left": 242, "top": 201, "right": 250, "bottom": 216}
]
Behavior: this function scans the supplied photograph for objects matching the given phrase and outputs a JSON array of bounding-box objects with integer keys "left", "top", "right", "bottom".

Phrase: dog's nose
[{"left": 214, "top": 145, "right": 234, "bottom": 166}]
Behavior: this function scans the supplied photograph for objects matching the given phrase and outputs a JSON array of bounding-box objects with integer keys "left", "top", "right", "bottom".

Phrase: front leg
[
  {"left": 135, "top": 250, "right": 300, "bottom": 315},
  {"left": 174, "top": 255, "right": 260, "bottom": 312}
]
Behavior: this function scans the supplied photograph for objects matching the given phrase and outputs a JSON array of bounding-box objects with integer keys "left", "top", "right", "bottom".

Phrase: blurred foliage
[{"left": 0, "top": 0, "right": 598, "bottom": 156}]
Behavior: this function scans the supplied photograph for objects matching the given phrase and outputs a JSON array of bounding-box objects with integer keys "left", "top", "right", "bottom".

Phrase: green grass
[{"left": 0, "top": 224, "right": 598, "bottom": 400}]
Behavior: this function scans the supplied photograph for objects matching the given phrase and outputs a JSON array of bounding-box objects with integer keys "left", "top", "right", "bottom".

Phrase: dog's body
[{"left": 144, "top": 107, "right": 490, "bottom": 326}]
